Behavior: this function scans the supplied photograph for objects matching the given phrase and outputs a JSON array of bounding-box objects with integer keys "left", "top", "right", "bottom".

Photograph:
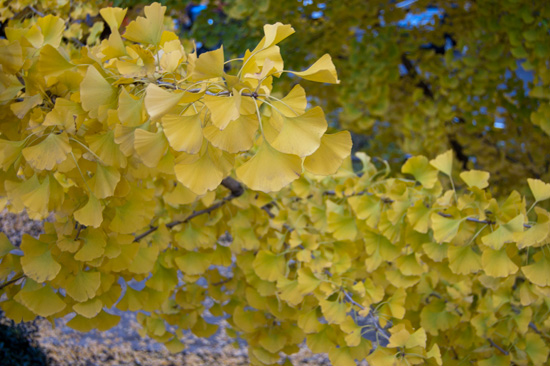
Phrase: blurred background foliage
[{"left": 2, "top": 0, "right": 550, "bottom": 195}]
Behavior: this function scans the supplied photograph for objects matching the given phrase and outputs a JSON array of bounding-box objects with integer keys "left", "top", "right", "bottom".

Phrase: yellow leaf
[
  {"left": 253, "top": 23, "right": 295, "bottom": 51},
  {"left": 320, "top": 299, "right": 347, "bottom": 324},
  {"left": 430, "top": 149, "right": 453, "bottom": 176},
  {"left": 5, "top": 175, "right": 50, "bottom": 218},
  {"left": 271, "top": 84, "right": 307, "bottom": 116},
  {"left": 431, "top": 212, "right": 463, "bottom": 243},
  {"left": 203, "top": 92, "right": 255, "bottom": 130},
  {"left": 188, "top": 47, "right": 225, "bottom": 81},
  {"left": 481, "top": 247, "right": 518, "bottom": 277},
  {"left": 90, "top": 164, "right": 120, "bottom": 199},
  {"left": 515, "top": 207, "right": 550, "bottom": 248},
  {"left": 0, "top": 232, "right": 15, "bottom": 256},
  {"left": 448, "top": 244, "right": 481, "bottom": 275},
  {"left": 18, "top": 280, "right": 66, "bottom": 317},
  {"left": 164, "top": 338, "right": 186, "bottom": 354},
  {"left": 460, "top": 170, "right": 490, "bottom": 189},
  {"left": 522, "top": 253, "right": 550, "bottom": 287},
  {"left": 162, "top": 113, "right": 204, "bottom": 154},
  {"left": 481, "top": 214, "right": 524, "bottom": 250},
  {"left": 524, "top": 333, "right": 550, "bottom": 364},
  {"left": 66, "top": 310, "right": 120, "bottom": 332},
  {"left": 20, "top": 235, "right": 60, "bottom": 283},
  {"left": 259, "top": 328, "right": 287, "bottom": 353},
  {"left": 80, "top": 66, "right": 117, "bottom": 120},
  {"left": 117, "top": 88, "right": 145, "bottom": 127},
  {"left": 402, "top": 156, "right": 439, "bottom": 188},
  {"left": 174, "top": 144, "right": 232, "bottom": 195},
  {"left": 128, "top": 244, "right": 159, "bottom": 274},
  {"left": 86, "top": 130, "right": 127, "bottom": 168},
  {"left": 75, "top": 228, "right": 106, "bottom": 262},
  {"left": 123, "top": 2, "right": 165, "bottom": 45},
  {"left": 0, "top": 139, "right": 25, "bottom": 169},
  {"left": 527, "top": 178, "right": 550, "bottom": 202},
  {"left": 134, "top": 128, "right": 169, "bottom": 168},
  {"left": 74, "top": 194, "right": 103, "bottom": 228},
  {"left": 270, "top": 107, "right": 327, "bottom": 157},
  {"left": 175, "top": 251, "right": 211, "bottom": 276},
  {"left": 236, "top": 140, "right": 302, "bottom": 193},
  {"left": 99, "top": 7, "right": 127, "bottom": 30},
  {"left": 66, "top": 270, "right": 101, "bottom": 302},
  {"left": 328, "top": 346, "right": 356, "bottom": 366},
  {"left": 144, "top": 84, "right": 201, "bottom": 120},
  {"left": 36, "top": 15, "right": 65, "bottom": 47},
  {"left": 290, "top": 54, "right": 339, "bottom": 84},
  {"left": 22, "top": 132, "right": 71, "bottom": 171},
  {"left": 38, "top": 45, "right": 75, "bottom": 77},
  {"left": 253, "top": 250, "right": 285, "bottom": 281},
  {"left": 73, "top": 298, "right": 103, "bottom": 319},
  {"left": 304, "top": 131, "right": 352, "bottom": 175},
  {"left": 204, "top": 114, "right": 258, "bottom": 153},
  {"left": 0, "top": 41, "right": 23, "bottom": 73}
]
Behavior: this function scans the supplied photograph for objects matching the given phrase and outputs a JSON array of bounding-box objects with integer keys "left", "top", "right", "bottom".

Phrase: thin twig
[
  {"left": 437, "top": 212, "right": 532, "bottom": 228},
  {"left": 134, "top": 177, "right": 244, "bottom": 242},
  {"left": 0, "top": 274, "right": 26, "bottom": 291},
  {"left": 487, "top": 338, "right": 509, "bottom": 355}
]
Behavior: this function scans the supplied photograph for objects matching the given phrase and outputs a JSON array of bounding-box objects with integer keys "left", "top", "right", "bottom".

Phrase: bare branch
[
  {"left": 487, "top": 338, "right": 509, "bottom": 355},
  {"left": 0, "top": 274, "right": 26, "bottom": 291}
]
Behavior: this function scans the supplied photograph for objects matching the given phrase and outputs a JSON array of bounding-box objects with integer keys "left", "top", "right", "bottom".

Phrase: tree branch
[
  {"left": 134, "top": 177, "right": 244, "bottom": 242},
  {"left": 437, "top": 211, "right": 532, "bottom": 228}
]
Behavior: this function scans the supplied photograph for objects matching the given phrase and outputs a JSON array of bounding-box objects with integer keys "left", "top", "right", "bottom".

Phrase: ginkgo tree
[{"left": 1, "top": 3, "right": 550, "bottom": 366}]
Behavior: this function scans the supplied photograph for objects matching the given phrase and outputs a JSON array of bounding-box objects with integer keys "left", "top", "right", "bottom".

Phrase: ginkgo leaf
[
  {"left": 73, "top": 298, "right": 103, "bottom": 318},
  {"left": 162, "top": 114, "right": 204, "bottom": 154},
  {"left": 253, "top": 250, "right": 285, "bottom": 282},
  {"left": 74, "top": 194, "right": 103, "bottom": 228},
  {"left": 36, "top": 15, "right": 65, "bottom": 48},
  {"left": 99, "top": 7, "right": 127, "bottom": 30},
  {"left": 527, "top": 178, "right": 550, "bottom": 202},
  {"left": 38, "top": 44, "right": 75, "bottom": 77},
  {"left": 204, "top": 114, "right": 258, "bottom": 153},
  {"left": 145, "top": 84, "right": 187, "bottom": 121},
  {"left": 203, "top": 92, "right": 256, "bottom": 130},
  {"left": 448, "top": 244, "right": 482, "bottom": 275},
  {"left": 66, "top": 311, "right": 120, "bottom": 332},
  {"left": 304, "top": 131, "right": 352, "bottom": 175},
  {"left": 481, "top": 247, "right": 518, "bottom": 277},
  {"left": 259, "top": 328, "right": 287, "bottom": 353},
  {"left": 90, "top": 164, "right": 120, "bottom": 199},
  {"left": 123, "top": 2, "right": 165, "bottom": 45},
  {"left": 174, "top": 144, "right": 232, "bottom": 195},
  {"left": 290, "top": 54, "right": 339, "bottom": 84},
  {"left": 118, "top": 88, "right": 145, "bottom": 127},
  {"left": 0, "top": 233, "right": 14, "bottom": 257},
  {"left": 174, "top": 251, "right": 211, "bottom": 276},
  {"left": 431, "top": 212, "right": 463, "bottom": 243},
  {"left": 236, "top": 139, "right": 302, "bottom": 193},
  {"left": 420, "top": 299, "right": 459, "bottom": 335},
  {"left": 481, "top": 214, "right": 524, "bottom": 250},
  {"left": 0, "top": 139, "right": 25, "bottom": 169},
  {"left": 328, "top": 346, "right": 356, "bottom": 366},
  {"left": 270, "top": 107, "right": 327, "bottom": 157},
  {"left": 75, "top": 228, "right": 106, "bottom": 262},
  {"left": 402, "top": 156, "right": 439, "bottom": 188},
  {"left": 20, "top": 235, "right": 61, "bottom": 283},
  {"left": 320, "top": 299, "right": 347, "bottom": 324},
  {"left": 407, "top": 199, "right": 432, "bottom": 233},
  {"left": 18, "top": 280, "right": 66, "bottom": 317},
  {"left": 430, "top": 149, "right": 453, "bottom": 176},
  {"left": 515, "top": 208, "right": 550, "bottom": 248},
  {"left": 22, "top": 132, "right": 71, "bottom": 171},
  {"left": 86, "top": 130, "right": 127, "bottom": 168},
  {"left": 80, "top": 66, "right": 117, "bottom": 120},
  {"left": 460, "top": 170, "right": 490, "bottom": 189},
  {"left": 128, "top": 244, "right": 159, "bottom": 274},
  {"left": 524, "top": 333, "right": 550, "bottom": 365},
  {"left": 253, "top": 23, "right": 295, "bottom": 51},
  {"left": 188, "top": 47, "right": 225, "bottom": 81},
  {"left": 5, "top": 175, "right": 50, "bottom": 218},
  {"left": 0, "top": 41, "right": 23, "bottom": 74},
  {"left": 66, "top": 270, "right": 101, "bottom": 302},
  {"left": 134, "top": 128, "right": 169, "bottom": 168},
  {"left": 271, "top": 84, "right": 307, "bottom": 116},
  {"left": 522, "top": 253, "right": 550, "bottom": 287}
]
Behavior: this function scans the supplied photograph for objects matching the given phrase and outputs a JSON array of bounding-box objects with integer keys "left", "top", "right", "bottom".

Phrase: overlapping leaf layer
[{"left": 0, "top": 3, "right": 549, "bottom": 366}]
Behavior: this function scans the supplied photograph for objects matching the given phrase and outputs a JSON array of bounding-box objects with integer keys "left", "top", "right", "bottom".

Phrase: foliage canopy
[{"left": 0, "top": 2, "right": 549, "bottom": 366}]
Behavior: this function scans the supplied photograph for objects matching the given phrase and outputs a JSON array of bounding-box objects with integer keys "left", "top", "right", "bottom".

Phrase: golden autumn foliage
[{"left": 0, "top": 2, "right": 550, "bottom": 366}]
